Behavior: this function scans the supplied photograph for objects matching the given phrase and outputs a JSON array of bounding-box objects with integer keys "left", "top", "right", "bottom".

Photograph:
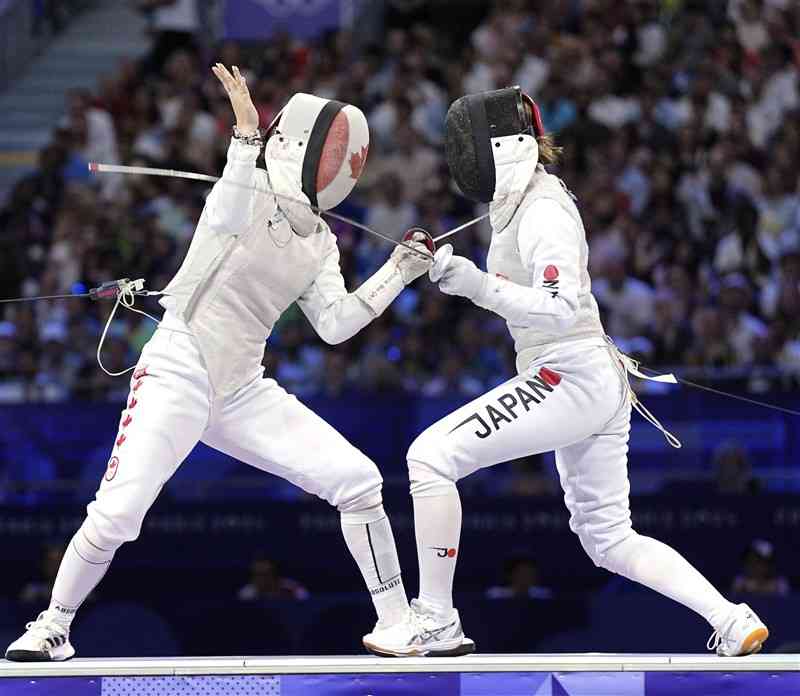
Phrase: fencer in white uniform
[
  {"left": 364, "top": 87, "right": 769, "bottom": 658},
  {"left": 6, "top": 65, "right": 431, "bottom": 661}
]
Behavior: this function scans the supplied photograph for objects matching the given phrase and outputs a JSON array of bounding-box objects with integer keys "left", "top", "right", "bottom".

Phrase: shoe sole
[
  {"left": 738, "top": 626, "right": 769, "bottom": 656},
  {"left": 5, "top": 647, "right": 75, "bottom": 662},
  {"left": 427, "top": 639, "right": 476, "bottom": 657},
  {"left": 363, "top": 638, "right": 476, "bottom": 658}
]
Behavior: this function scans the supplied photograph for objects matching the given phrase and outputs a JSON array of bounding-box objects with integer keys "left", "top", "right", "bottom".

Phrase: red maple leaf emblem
[
  {"left": 349, "top": 144, "right": 369, "bottom": 179},
  {"left": 105, "top": 456, "right": 119, "bottom": 482}
]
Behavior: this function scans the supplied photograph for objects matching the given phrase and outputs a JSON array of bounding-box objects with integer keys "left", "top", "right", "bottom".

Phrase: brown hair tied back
[
  {"left": 537, "top": 132, "right": 563, "bottom": 165},
  {"left": 523, "top": 101, "right": 562, "bottom": 165}
]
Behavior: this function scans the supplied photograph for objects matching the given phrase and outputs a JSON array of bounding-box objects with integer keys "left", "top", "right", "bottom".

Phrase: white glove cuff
[{"left": 355, "top": 260, "right": 405, "bottom": 316}]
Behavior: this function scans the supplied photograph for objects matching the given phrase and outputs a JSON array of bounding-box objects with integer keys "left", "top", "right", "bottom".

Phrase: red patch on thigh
[{"left": 539, "top": 367, "right": 561, "bottom": 386}]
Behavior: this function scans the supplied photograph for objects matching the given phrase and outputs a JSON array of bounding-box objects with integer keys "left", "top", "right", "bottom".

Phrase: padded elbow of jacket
[{"left": 316, "top": 323, "right": 351, "bottom": 345}]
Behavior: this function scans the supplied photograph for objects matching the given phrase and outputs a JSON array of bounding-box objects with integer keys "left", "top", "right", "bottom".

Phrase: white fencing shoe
[
  {"left": 707, "top": 603, "right": 769, "bottom": 656},
  {"left": 363, "top": 599, "right": 475, "bottom": 657},
  {"left": 5, "top": 611, "right": 75, "bottom": 662}
]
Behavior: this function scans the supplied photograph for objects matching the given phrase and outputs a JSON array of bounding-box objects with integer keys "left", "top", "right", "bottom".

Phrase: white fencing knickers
[
  {"left": 49, "top": 323, "right": 408, "bottom": 626},
  {"left": 406, "top": 340, "right": 735, "bottom": 629}
]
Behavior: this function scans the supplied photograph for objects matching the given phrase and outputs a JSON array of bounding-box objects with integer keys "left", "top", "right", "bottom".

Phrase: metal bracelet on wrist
[{"left": 232, "top": 126, "right": 264, "bottom": 147}]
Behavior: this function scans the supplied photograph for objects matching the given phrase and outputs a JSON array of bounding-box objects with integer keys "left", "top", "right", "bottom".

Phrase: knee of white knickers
[
  {"left": 340, "top": 502, "right": 387, "bottom": 526},
  {"left": 77, "top": 517, "right": 126, "bottom": 563},
  {"left": 575, "top": 523, "right": 637, "bottom": 571},
  {"left": 86, "top": 499, "right": 148, "bottom": 552},
  {"left": 335, "top": 459, "right": 384, "bottom": 515},
  {"left": 407, "top": 430, "right": 457, "bottom": 498}
]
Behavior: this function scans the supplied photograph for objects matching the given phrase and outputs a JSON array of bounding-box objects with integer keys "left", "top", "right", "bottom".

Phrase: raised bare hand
[{"left": 212, "top": 63, "right": 259, "bottom": 136}]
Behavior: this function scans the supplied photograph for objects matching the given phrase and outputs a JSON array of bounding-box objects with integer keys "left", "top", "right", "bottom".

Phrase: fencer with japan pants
[
  {"left": 5, "top": 94, "right": 430, "bottom": 662},
  {"left": 365, "top": 87, "right": 767, "bottom": 658}
]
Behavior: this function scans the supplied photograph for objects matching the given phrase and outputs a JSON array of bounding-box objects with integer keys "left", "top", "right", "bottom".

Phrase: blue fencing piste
[{"left": 1, "top": 672, "right": 799, "bottom": 696}]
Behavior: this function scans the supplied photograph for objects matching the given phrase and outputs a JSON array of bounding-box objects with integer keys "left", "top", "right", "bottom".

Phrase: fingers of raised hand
[
  {"left": 212, "top": 64, "right": 232, "bottom": 91},
  {"left": 232, "top": 65, "right": 249, "bottom": 92},
  {"left": 213, "top": 64, "right": 245, "bottom": 95}
]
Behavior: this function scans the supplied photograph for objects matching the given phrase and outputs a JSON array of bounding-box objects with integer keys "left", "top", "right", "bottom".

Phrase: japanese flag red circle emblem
[{"left": 544, "top": 265, "right": 559, "bottom": 281}]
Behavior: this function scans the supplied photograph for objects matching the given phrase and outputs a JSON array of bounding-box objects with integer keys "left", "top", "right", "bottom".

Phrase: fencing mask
[
  {"left": 444, "top": 86, "right": 545, "bottom": 231},
  {"left": 265, "top": 93, "right": 369, "bottom": 235}
]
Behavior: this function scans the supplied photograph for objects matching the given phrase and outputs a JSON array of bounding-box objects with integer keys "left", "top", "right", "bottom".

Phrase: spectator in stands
[
  {"left": 364, "top": 123, "right": 440, "bottom": 204},
  {"left": 486, "top": 553, "right": 553, "bottom": 601},
  {"left": 1, "top": 0, "right": 799, "bottom": 403},
  {"left": 718, "top": 273, "right": 768, "bottom": 365},
  {"left": 685, "top": 307, "right": 736, "bottom": 368},
  {"left": 359, "top": 174, "right": 417, "bottom": 277},
  {"left": 237, "top": 555, "right": 309, "bottom": 602},
  {"left": 364, "top": 174, "right": 416, "bottom": 241},
  {"left": 732, "top": 540, "right": 791, "bottom": 597},
  {"left": 60, "top": 89, "right": 120, "bottom": 197},
  {"left": 592, "top": 249, "right": 655, "bottom": 341},
  {"left": 136, "top": 0, "right": 201, "bottom": 72},
  {"left": 647, "top": 290, "right": 693, "bottom": 365}
]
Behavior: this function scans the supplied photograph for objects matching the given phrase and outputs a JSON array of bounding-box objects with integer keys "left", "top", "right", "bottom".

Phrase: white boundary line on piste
[{"left": 1, "top": 653, "right": 798, "bottom": 677}]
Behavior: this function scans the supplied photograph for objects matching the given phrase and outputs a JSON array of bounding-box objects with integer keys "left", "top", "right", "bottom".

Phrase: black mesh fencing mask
[{"left": 444, "top": 86, "right": 536, "bottom": 203}]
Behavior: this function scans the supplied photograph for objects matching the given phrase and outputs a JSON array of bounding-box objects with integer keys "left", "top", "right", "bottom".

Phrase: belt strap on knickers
[{"left": 605, "top": 337, "right": 683, "bottom": 449}]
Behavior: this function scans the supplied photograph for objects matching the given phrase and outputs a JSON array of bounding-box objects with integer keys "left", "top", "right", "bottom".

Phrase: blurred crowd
[{"left": 1, "top": 0, "right": 800, "bottom": 402}]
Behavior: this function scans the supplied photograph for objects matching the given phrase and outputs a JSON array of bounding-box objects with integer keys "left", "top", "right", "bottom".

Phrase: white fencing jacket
[
  {"left": 481, "top": 166, "right": 606, "bottom": 374},
  {"left": 160, "top": 138, "right": 405, "bottom": 396}
]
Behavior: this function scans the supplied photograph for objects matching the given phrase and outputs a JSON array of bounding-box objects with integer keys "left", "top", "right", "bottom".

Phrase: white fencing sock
[
  {"left": 340, "top": 505, "right": 408, "bottom": 626},
  {"left": 603, "top": 533, "right": 736, "bottom": 629},
  {"left": 49, "top": 523, "right": 114, "bottom": 629},
  {"left": 411, "top": 481, "right": 462, "bottom": 617}
]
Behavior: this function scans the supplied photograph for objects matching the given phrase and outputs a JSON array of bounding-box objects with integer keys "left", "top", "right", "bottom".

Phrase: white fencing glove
[
  {"left": 429, "top": 244, "right": 487, "bottom": 300},
  {"left": 356, "top": 229, "right": 433, "bottom": 316},
  {"left": 429, "top": 244, "right": 452, "bottom": 282},
  {"left": 390, "top": 230, "right": 434, "bottom": 284}
]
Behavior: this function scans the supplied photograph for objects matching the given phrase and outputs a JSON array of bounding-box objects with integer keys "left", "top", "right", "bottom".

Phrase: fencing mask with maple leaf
[{"left": 265, "top": 93, "right": 369, "bottom": 235}]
